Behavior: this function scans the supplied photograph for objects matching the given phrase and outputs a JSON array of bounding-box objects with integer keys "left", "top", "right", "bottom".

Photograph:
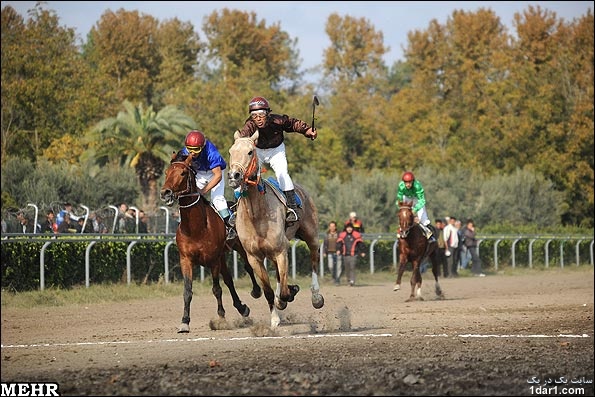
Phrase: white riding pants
[
  {"left": 256, "top": 143, "right": 294, "bottom": 191},
  {"left": 195, "top": 170, "right": 228, "bottom": 213},
  {"left": 402, "top": 195, "right": 430, "bottom": 226}
]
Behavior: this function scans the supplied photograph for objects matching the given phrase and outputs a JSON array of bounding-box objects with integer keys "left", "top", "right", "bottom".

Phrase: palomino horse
[
  {"left": 394, "top": 201, "right": 444, "bottom": 301},
  {"left": 160, "top": 152, "right": 262, "bottom": 333},
  {"left": 227, "top": 130, "right": 324, "bottom": 328}
]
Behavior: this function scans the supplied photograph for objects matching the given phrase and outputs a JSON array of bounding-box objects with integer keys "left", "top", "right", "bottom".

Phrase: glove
[{"left": 445, "top": 250, "right": 451, "bottom": 257}]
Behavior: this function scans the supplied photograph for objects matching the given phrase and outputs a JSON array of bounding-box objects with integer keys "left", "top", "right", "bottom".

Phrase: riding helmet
[
  {"left": 402, "top": 171, "right": 415, "bottom": 182},
  {"left": 185, "top": 130, "right": 206, "bottom": 149},
  {"left": 248, "top": 97, "right": 270, "bottom": 113}
]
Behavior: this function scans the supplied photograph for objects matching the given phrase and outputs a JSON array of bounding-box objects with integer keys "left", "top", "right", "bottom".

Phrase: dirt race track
[{"left": 2, "top": 269, "right": 594, "bottom": 396}]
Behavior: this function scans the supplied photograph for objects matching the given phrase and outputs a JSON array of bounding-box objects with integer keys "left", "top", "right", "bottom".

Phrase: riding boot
[
  {"left": 218, "top": 208, "right": 236, "bottom": 241},
  {"left": 223, "top": 215, "right": 237, "bottom": 241},
  {"left": 284, "top": 190, "right": 299, "bottom": 222},
  {"left": 420, "top": 223, "right": 434, "bottom": 240}
]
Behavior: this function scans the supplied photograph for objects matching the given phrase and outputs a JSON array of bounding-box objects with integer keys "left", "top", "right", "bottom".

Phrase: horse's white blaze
[{"left": 270, "top": 307, "right": 280, "bottom": 328}]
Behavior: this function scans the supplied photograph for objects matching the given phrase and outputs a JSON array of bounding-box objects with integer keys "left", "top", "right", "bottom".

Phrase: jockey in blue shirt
[{"left": 180, "top": 130, "right": 236, "bottom": 240}]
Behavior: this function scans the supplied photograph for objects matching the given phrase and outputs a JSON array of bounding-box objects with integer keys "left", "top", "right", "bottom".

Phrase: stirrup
[
  {"left": 286, "top": 208, "right": 299, "bottom": 222},
  {"left": 226, "top": 226, "right": 237, "bottom": 241}
]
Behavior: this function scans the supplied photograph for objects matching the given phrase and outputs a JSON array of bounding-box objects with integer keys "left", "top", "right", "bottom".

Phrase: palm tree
[{"left": 85, "top": 100, "right": 196, "bottom": 212}]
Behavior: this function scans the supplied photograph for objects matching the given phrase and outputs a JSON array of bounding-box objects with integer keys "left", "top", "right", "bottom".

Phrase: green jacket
[{"left": 395, "top": 180, "right": 426, "bottom": 213}]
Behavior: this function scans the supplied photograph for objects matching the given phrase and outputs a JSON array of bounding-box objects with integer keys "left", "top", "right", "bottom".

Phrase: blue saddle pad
[{"left": 266, "top": 177, "right": 302, "bottom": 207}]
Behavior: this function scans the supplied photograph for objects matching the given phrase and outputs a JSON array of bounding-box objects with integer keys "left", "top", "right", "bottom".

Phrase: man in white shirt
[{"left": 442, "top": 216, "right": 459, "bottom": 277}]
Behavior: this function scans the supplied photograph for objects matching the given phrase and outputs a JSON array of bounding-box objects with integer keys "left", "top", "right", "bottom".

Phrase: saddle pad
[{"left": 265, "top": 177, "right": 302, "bottom": 207}]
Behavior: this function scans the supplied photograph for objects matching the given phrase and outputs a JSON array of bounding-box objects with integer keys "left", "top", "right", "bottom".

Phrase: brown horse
[
  {"left": 227, "top": 130, "right": 324, "bottom": 328},
  {"left": 160, "top": 151, "right": 262, "bottom": 333},
  {"left": 394, "top": 201, "right": 444, "bottom": 301}
]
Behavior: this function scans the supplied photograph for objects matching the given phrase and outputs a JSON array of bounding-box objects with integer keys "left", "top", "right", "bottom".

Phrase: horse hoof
[
  {"left": 275, "top": 299, "right": 288, "bottom": 311},
  {"left": 178, "top": 323, "right": 190, "bottom": 333},
  {"left": 242, "top": 306, "right": 251, "bottom": 317},
  {"left": 251, "top": 288, "right": 262, "bottom": 299},
  {"left": 393, "top": 284, "right": 401, "bottom": 291},
  {"left": 312, "top": 294, "right": 324, "bottom": 309},
  {"left": 287, "top": 284, "right": 300, "bottom": 302}
]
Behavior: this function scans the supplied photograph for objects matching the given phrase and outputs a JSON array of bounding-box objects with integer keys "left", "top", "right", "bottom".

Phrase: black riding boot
[
  {"left": 223, "top": 215, "right": 237, "bottom": 240},
  {"left": 284, "top": 190, "right": 299, "bottom": 222}
]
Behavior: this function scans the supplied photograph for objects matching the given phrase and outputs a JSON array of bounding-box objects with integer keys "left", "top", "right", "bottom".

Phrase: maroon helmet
[
  {"left": 248, "top": 96, "right": 270, "bottom": 113},
  {"left": 185, "top": 130, "right": 205, "bottom": 154},
  {"left": 402, "top": 171, "right": 415, "bottom": 182}
]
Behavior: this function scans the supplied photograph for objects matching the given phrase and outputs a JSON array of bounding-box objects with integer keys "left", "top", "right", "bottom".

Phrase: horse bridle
[
  {"left": 169, "top": 161, "right": 202, "bottom": 208},
  {"left": 230, "top": 137, "right": 261, "bottom": 187},
  {"left": 398, "top": 205, "right": 414, "bottom": 239}
]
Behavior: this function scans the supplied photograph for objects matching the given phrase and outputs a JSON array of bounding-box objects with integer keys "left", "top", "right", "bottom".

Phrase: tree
[
  {"left": 1, "top": 4, "right": 99, "bottom": 162},
  {"left": 84, "top": 101, "right": 196, "bottom": 212}
]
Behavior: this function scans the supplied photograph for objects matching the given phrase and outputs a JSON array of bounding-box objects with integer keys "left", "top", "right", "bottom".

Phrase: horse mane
[{"left": 171, "top": 150, "right": 189, "bottom": 163}]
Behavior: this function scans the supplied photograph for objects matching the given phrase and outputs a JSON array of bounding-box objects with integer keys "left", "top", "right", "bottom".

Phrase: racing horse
[
  {"left": 160, "top": 151, "right": 262, "bottom": 333},
  {"left": 394, "top": 200, "right": 444, "bottom": 301},
  {"left": 227, "top": 130, "right": 324, "bottom": 328}
]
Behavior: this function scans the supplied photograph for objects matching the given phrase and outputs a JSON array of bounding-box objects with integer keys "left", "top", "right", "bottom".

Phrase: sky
[{"left": 3, "top": 1, "right": 593, "bottom": 77}]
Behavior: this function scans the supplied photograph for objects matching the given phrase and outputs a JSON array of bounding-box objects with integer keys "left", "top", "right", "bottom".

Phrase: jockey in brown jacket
[{"left": 236, "top": 96, "right": 317, "bottom": 222}]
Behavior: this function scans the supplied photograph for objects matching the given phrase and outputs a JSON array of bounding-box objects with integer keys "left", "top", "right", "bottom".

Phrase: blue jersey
[{"left": 180, "top": 140, "right": 226, "bottom": 172}]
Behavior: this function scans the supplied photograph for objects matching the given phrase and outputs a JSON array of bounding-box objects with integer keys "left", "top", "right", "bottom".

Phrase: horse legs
[
  {"left": 234, "top": 242, "right": 262, "bottom": 299},
  {"left": 430, "top": 253, "right": 444, "bottom": 299},
  {"left": 394, "top": 257, "right": 407, "bottom": 291},
  {"left": 219, "top": 257, "right": 250, "bottom": 317},
  {"left": 249, "top": 255, "right": 281, "bottom": 328},
  {"left": 209, "top": 265, "right": 226, "bottom": 319},
  {"left": 306, "top": 238, "right": 324, "bottom": 309},
  {"left": 179, "top": 273, "right": 193, "bottom": 333},
  {"left": 407, "top": 261, "right": 424, "bottom": 302}
]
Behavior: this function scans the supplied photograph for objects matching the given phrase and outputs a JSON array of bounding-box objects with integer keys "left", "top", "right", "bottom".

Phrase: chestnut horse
[
  {"left": 394, "top": 201, "right": 444, "bottom": 301},
  {"left": 227, "top": 130, "right": 324, "bottom": 328},
  {"left": 160, "top": 152, "right": 262, "bottom": 333}
]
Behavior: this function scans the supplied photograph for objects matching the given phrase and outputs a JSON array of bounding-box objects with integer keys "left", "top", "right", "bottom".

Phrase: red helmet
[
  {"left": 402, "top": 171, "right": 415, "bottom": 182},
  {"left": 185, "top": 130, "right": 205, "bottom": 151},
  {"left": 248, "top": 96, "right": 270, "bottom": 113}
]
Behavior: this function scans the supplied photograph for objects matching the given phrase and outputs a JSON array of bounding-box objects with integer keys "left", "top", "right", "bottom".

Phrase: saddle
[{"left": 264, "top": 177, "right": 303, "bottom": 208}]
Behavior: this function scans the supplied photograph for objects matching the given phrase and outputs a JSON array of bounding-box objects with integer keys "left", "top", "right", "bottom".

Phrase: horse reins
[
  {"left": 230, "top": 138, "right": 261, "bottom": 187},
  {"left": 170, "top": 161, "right": 202, "bottom": 208},
  {"left": 398, "top": 205, "right": 414, "bottom": 238}
]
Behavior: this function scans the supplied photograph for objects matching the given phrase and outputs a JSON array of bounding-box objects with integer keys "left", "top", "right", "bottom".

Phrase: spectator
[
  {"left": 42, "top": 209, "right": 58, "bottom": 234},
  {"left": 116, "top": 202, "right": 129, "bottom": 233},
  {"left": 57, "top": 203, "right": 78, "bottom": 226},
  {"left": 454, "top": 219, "right": 466, "bottom": 271},
  {"left": 1, "top": 217, "right": 7, "bottom": 234},
  {"left": 124, "top": 208, "right": 137, "bottom": 233},
  {"left": 16, "top": 211, "right": 41, "bottom": 234},
  {"left": 395, "top": 171, "right": 434, "bottom": 240},
  {"left": 93, "top": 214, "right": 109, "bottom": 234},
  {"left": 344, "top": 211, "right": 365, "bottom": 233},
  {"left": 434, "top": 218, "right": 448, "bottom": 278},
  {"left": 336, "top": 223, "right": 366, "bottom": 286},
  {"left": 75, "top": 217, "right": 93, "bottom": 233},
  {"left": 236, "top": 96, "right": 317, "bottom": 222},
  {"left": 57, "top": 213, "right": 77, "bottom": 233},
  {"left": 179, "top": 130, "right": 236, "bottom": 240},
  {"left": 443, "top": 216, "right": 459, "bottom": 278},
  {"left": 138, "top": 210, "right": 149, "bottom": 233},
  {"left": 322, "top": 221, "right": 341, "bottom": 285},
  {"left": 463, "top": 219, "right": 485, "bottom": 277}
]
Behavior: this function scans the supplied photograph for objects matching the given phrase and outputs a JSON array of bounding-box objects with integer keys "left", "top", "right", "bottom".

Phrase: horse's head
[
  {"left": 160, "top": 152, "right": 197, "bottom": 206},
  {"left": 228, "top": 130, "right": 260, "bottom": 189},
  {"left": 397, "top": 200, "right": 415, "bottom": 238}
]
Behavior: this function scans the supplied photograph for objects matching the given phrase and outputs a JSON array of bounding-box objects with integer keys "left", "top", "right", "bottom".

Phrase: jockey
[
  {"left": 396, "top": 171, "right": 435, "bottom": 240},
  {"left": 236, "top": 96, "right": 317, "bottom": 222},
  {"left": 180, "top": 130, "right": 236, "bottom": 240}
]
